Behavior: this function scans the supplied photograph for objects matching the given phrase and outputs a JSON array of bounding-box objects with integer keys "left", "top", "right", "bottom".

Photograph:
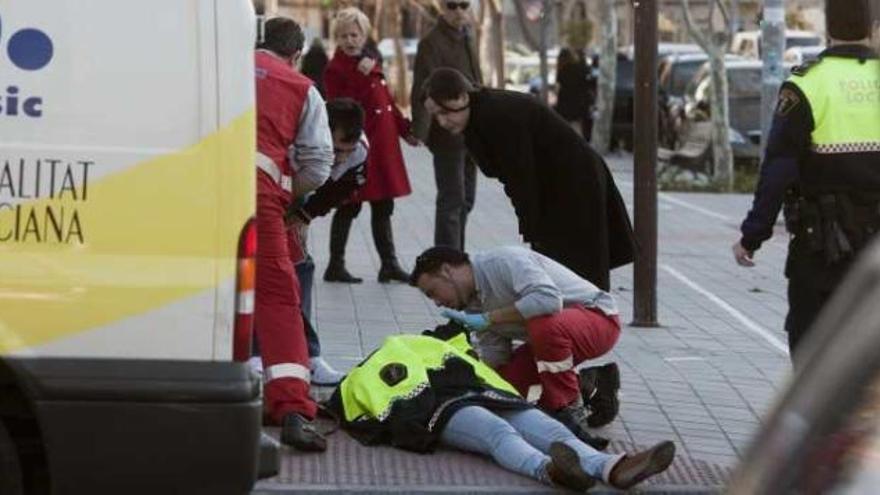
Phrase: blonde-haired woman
[{"left": 323, "top": 7, "right": 420, "bottom": 284}]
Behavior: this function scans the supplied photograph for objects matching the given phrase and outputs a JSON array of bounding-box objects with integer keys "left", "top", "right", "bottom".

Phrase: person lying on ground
[{"left": 325, "top": 324, "right": 675, "bottom": 491}]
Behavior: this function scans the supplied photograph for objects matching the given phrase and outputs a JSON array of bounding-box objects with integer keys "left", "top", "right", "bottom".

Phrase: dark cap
[
  {"left": 409, "top": 246, "right": 470, "bottom": 286},
  {"left": 827, "top": 0, "right": 872, "bottom": 41}
]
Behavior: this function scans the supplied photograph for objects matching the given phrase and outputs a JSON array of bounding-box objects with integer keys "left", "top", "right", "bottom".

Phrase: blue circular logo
[{"left": 8, "top": 28, "right": 53, "bottom": 71}]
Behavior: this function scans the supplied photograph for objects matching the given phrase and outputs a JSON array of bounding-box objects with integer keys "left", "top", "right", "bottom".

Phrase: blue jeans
[
  {"left": 440, "top": 406, "right": 613, "bottom": 483},
  {"left": 296, "top": 255, "right": 320, "bottom": 358}
]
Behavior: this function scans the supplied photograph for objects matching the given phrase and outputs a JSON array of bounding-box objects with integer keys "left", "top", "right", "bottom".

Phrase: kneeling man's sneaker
[
  {"left": 607, "top": 440, "right": 676, "bottom": 490},
  {"left": 579, "top": 362, "right": 620, "bottom": 427},
  {"left": 552, "top": 399, "right": 609, "bottom": 451}
]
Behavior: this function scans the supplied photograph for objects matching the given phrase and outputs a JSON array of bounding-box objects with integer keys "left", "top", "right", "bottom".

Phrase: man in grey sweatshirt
[{"left": 410, "top": 245, "right": 622, "bottom": 435}]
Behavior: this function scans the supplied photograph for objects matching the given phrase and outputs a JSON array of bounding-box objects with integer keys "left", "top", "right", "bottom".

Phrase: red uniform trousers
[
  {"left": 255, "top": 171, "right": 317, "bottom": 423},
  {"left": 496, "top": 306, "right": 620, "bottom": 411}
]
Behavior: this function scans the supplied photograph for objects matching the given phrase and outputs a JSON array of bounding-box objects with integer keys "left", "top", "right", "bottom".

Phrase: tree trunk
[
  {"left": 512, "top": 0, "right": 541, "bottom": 51},
  {"left": 391, "top": 0, "right": 409, "bottom": 107},
  {"left": 488, "top": 0, "right": 506, "bottom": 88},
  {"left": 372, "top": 0, "right": 385, "bottom": 40},
  {"left": 592, "top": 0, "right": 617, "bottom": 154},
  {"left": 680, "top": 0, "right": 735, "bottom": 190},
  {"left": 707, "top": 50, "right": 733, "bottom": 189},
  {"left": 477, "top": 0, "right": 493, "bottom": 85}
]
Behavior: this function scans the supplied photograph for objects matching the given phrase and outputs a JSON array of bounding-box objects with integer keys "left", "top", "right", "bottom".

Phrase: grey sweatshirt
[{"left": 469, "top": 246, "right": 618, "bottom": 367}]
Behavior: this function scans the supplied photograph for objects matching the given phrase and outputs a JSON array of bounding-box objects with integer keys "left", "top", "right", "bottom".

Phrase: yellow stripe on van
[{"left": 0, "top": 111, "right": 256, "bottom": 353}]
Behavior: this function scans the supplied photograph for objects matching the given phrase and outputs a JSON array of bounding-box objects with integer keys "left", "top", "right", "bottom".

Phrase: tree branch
[
  {"left": 512, "top": 0, "right": 541, "bottom": 50},
  {"left": 681, "top": 0, "right": 712, "bottom": 52}
]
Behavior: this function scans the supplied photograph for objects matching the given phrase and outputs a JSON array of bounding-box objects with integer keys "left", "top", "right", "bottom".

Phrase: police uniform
[{"left": 739, "top": 44, "right": 880, "bottom": 356}]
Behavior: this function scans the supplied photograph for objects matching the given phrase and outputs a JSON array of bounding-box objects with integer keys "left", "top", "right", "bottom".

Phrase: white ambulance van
[{"left": 0, "top": 1, "right": 272, "bottom": 493}]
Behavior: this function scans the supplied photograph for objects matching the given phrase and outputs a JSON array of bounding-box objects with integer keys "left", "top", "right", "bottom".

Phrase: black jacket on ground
[{"left": 463, "top": 88, "right": 635, "bottom": 290}]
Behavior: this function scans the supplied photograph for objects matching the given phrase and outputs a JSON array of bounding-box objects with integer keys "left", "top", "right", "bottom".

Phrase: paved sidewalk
[{"left": 254, "top": 147, "right": 793, "bottom": 493}]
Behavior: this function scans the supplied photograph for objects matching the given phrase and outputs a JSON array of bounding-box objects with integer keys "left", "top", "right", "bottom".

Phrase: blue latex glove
[{"left": 440, "top": 308, "right": 490, "bottom": 331}]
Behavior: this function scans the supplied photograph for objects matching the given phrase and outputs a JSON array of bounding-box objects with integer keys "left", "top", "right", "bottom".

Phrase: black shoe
[
  {"left": 280, "top": 413, "right": 327, "bottom": 452},
  {"left": 323, "top": 263, "right": 363, "bottom": 283},
  {"left": 546, "top": 442, "right": 597, "bottom": 491},
  {"left": 608, "top": 441, "right": 676, "bottom": 490},
  {"left": 378, "top": 260, "right": 409, "bottom": 283},
  {"left": 580, "top": 362, "right": 620, "bottom": 428},
  {"left": 552, "top": 399, "right": 610, "bottom": 451}
]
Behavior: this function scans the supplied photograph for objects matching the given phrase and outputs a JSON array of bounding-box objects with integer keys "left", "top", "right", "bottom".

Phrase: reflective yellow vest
[
  {"left": 339, "top": 333, "right": 520, "bottom": 423},
  {"left": 788, "top": 55, "right": 880, "bottom": 193}
]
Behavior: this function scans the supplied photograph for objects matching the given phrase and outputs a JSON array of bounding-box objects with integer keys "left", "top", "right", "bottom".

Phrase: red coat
[{"left": 324, "top": 49, "right": 412, "bottom": 202}]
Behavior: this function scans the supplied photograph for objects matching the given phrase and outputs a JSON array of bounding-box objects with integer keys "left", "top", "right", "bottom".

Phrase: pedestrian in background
[
  {"left": 323, "top": 7, "right": 420, "bottom": 284},
  {"left": 411, "top": 0, "right": 482, "bottom": 250},
  {"left": 421, "top": 68, "right": 635, "bottom": 291},
  {"left": 733, "top": 0, "right": 880, "bottom": 364},
  {"left": 300, "top": 37, "right": 329, "bottom": 96},
  {"left": 554, "top": 47, "right": 594, "bottom": 140},
  {"left": 254, "top": 16, "right": 333, "bottom": 452}
]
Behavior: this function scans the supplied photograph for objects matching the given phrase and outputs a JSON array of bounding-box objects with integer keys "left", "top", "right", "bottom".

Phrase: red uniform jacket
[{"left": 324, "top": 50, "right": 412, "bottom": 202}]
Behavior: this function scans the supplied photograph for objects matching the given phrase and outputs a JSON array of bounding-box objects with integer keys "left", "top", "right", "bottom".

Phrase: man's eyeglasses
[{"left": 446, "top": 2, "right": 470, "bottom": 10}]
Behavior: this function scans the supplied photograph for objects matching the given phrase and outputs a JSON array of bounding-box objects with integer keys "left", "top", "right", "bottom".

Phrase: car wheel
[{"left": 0, "top": 419, "right": 24, "bottom": 495}]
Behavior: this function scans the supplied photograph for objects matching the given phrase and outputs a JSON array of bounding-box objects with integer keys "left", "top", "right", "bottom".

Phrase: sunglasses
[{"left": 446, "top": 2, "right": 470, "bottom": 10}]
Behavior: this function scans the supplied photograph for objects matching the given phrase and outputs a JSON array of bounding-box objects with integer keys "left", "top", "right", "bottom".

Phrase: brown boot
[
  {"left": 607, "top": 440, "right": 675, "bottom": 490},
  {"left": 545, "top": 442, "right": 596, "bottom": 492}
]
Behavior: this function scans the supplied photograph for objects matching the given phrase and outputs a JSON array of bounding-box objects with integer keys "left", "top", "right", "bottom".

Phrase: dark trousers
[
  {"left": 432, "top": 146, "right": 477, "bottom": 250},
  {"left": 784, "top": 237, "right": 849, "bottom": 361},
  {"left": 296, "top": 256, "right": 320, "bottom": 358},
  {"left": 252, "top": 255, "right": 320, "bottom": 359},
  {"left": 329, "top": 199, "right": 398, "bottom": 264}
]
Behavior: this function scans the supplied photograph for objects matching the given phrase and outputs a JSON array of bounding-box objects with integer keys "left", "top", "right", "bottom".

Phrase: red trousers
[
  {"left": 497, "top": 306, "right": 620, "bottom": 411},
  {"left": 255, "top": 171, "right": 316, "bottom": 423}
]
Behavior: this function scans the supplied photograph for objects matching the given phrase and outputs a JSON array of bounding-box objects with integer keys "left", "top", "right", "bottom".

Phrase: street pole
[
  {"left": 632, "top": 0, "right": 659, "bottom": 327},
  {"left": 538, "top": 0, "right": 551, "bottom": 104},
  {"left": 760, "top": 1, "right": 785, "bottom": 156}
]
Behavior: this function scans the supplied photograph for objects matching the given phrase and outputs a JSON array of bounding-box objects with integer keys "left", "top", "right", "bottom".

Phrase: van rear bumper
[{"left": 7, "top": 358, "right": 274, "bottom": 494}]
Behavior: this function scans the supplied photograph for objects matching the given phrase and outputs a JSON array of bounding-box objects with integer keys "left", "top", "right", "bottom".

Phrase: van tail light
[{"left": 233, "top": 217, "right": 256, "bottom": 362}]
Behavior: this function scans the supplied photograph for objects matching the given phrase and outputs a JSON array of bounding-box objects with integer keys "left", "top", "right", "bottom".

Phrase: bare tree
[
  {"left": 591, "top": 0, "right": 617, "bottom": 154},
  {"left": 681, "top": 0, "right": 734, "bottom": 190},
  {"left": 482, "top": 0, "right": 506, "bottom": 87}
]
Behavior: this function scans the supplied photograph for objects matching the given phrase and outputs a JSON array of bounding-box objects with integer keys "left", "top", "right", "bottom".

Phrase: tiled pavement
[{"left": 254, "top": 147, "right": 793, "bottom": 493}]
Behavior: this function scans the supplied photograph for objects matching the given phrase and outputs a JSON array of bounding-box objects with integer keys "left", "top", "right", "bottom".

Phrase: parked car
[
  {"left": 731, "top": 29, "right": 823, "bottom": 59},
  {"left": 729, "top": 238, "right": 880, "bottom": 494},
  {"left": 681, "top": 59, "right": 763, "bottom": 165},
  {"left": 505, "top": 52, "right": 557, "bottom": 94},
  {"left": 784, "top": 44, "right": 826, "bottom": 66}
]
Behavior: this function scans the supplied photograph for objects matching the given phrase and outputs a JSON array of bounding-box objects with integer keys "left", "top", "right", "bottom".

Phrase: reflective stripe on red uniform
[
  {"left": 254, "top": 50, "right": 317, "bottom": 423},
  {"left": 255, "top": 50, "right": 311, "bottom": 178},
  {"left": 496, "top": 306, "right": 621, "bottom": 411}
]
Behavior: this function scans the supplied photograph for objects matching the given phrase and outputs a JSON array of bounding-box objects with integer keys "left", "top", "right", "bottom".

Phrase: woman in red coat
[{"left": 323, "top": 7, "right": 419, "bottom": 283}]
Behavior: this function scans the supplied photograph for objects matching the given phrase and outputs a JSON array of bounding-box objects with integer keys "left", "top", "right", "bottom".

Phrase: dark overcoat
[
  {"left": 463, "top": 88, "right": 635, "bottom": 289},
  {"left": 324, "top": 49, "right": 412, "bottom": 202}
]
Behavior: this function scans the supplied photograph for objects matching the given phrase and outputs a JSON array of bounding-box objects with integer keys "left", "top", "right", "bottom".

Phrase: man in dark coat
[{"left": 421, "top": 68, "right": 635, "bottom": 290}]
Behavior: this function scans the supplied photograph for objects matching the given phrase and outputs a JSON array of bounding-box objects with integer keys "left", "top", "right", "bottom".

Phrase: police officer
[{"left": 733, "top": 0, "right": 880, "bottom": 363}]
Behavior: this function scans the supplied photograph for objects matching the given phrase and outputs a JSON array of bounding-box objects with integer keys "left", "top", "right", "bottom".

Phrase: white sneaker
[
  {"left": 310, "top": 357, "right": 345, "bottom": 386},
  {"left": 247, "top": 356, "right": 264, "bottom": 376}
]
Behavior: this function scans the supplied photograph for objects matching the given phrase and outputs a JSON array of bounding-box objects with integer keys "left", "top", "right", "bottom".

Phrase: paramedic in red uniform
[{"left": 255, "top": 17, "right": 333, "bottom": 452}]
